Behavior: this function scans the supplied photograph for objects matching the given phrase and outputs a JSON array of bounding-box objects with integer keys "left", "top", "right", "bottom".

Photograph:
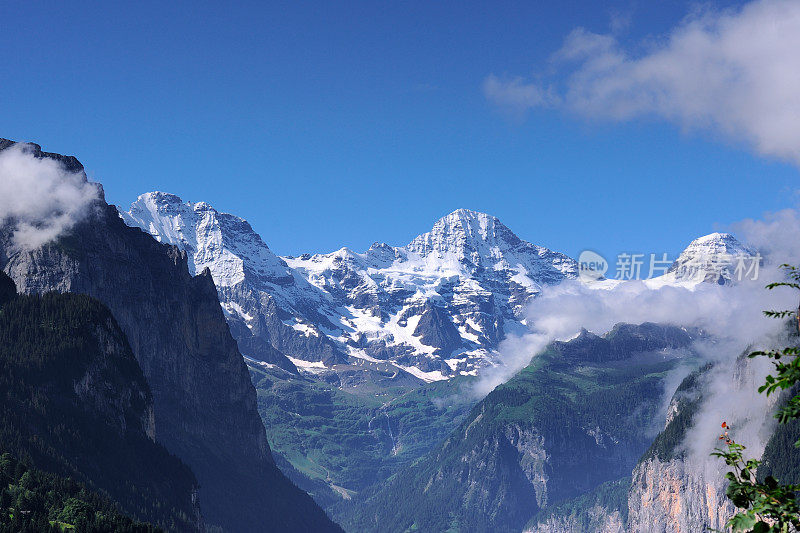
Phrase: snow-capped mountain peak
[
  {"left": 660, "top": 232, "right": 758, "bottom": 286},
  {"left": 122, "top": 191, "right": 292, "bottom": 287},
  {"left": 121, "top": 192, "right": 351, "bottom": 370},
  {"left": 407, "top": 209, "right": 577, "bottom": 282},
  {"left": 675, "top": 232, "right": 752, "bottom": 258},
  {"left": 408, "top": 209, "right": 520, "bottom": 260},
  {"left": 121, "top": 195, "right": 579, "bottom": 380}
]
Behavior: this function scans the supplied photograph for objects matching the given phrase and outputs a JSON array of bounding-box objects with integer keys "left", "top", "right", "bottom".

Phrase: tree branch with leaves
[{"left": 713, "top": 265, "right": 800, "bottom": 533}]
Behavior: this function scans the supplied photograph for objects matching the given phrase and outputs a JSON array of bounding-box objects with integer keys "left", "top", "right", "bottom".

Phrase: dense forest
[
  {"left": 0, "top": 271, "right": 198, "bottom": 531},
  {"left": 0, "top": 452, "right": 158, "bottom": 532}
]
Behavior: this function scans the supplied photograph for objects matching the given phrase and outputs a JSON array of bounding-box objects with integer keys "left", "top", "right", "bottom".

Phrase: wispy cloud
[
  {"left": 470, "top": 206, "right": 800, "bottom": 472},
  {"left": 475, "top": 204, "right": 800, "bottom": 394},
  {"left": 471, "top": 269, "right": 795, "bottom": 397},
  {"left": 482, "top": 75, "right": 557, "bottom": 117},
  {"left": 733, "top": 208, "right": 800, "bottom": 264},
  {"left": 0, "top": 144, "right": 100, "bottom": 250},
  {"left": 484, "top": 0, "right": 800, "bottom": 165}
]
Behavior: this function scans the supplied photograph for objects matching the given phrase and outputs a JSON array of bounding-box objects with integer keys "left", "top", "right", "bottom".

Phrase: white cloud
[
  {"left": 469, "top": 206, "right": 800, "bottom": 475},
  {"left": 0, "top": 144, "right": 100, "bottom": 250},
  {"left": 471, "top": 273, "right": 794, "bottom": 397},
  {"left": 733, "top": 208, "right": 800, "bottom": 265},
  {"left": 482, "top": 75, "right": 557, "bottom": 117},
  {"left": 485, "top": 0, "right": 800, "bottom": 165}
]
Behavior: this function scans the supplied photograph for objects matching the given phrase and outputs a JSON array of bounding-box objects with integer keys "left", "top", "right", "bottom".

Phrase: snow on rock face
[
  {"left": 122, "top": 192, "right": 292, "bottom": 286},
  {"left": 408, "top": 209, "right": 518, "bottom": 260},
  {"left": 121, "top": 192, "right": 344, "bottom": 370},
  {"left": 408, "top": 209, "right": 577, "bottom": 287},
  {"left": 121, "top": 199, "right": 578, "bottom": 378},
  {"left": 285, "top": 209, "right": 578, "bottom": 374},
  {"left": 649, "top": 232, "right": 758, "bottom": 288}
]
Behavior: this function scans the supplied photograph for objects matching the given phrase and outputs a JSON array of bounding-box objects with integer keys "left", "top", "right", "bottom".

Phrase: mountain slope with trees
[
  {"left": 0, "top": 270, "right": 198, "bottom": 530},
  {"left": 340, "top": 323, "right": 697, "bottom": 533},
  {"left": 0, "top": 139, "right": 342, "bottom": 532}
]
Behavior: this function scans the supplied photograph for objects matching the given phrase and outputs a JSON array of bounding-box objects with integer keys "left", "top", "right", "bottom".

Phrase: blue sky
[{"left": 1, "top": 0, "right": 797, "bottom": 263}]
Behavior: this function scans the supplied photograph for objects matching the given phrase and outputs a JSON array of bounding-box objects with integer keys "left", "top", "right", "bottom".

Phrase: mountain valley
[{"left": 0, "top": 138, "right": 796, "bottom": 533}]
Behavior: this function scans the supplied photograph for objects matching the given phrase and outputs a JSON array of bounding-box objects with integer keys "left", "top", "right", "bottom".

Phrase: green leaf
[
  {"left": 729, "top": 512, "right": 758, "bottom": 530},
  {"left": 766, "top": 282, "right": 800, "bottom": 290}
]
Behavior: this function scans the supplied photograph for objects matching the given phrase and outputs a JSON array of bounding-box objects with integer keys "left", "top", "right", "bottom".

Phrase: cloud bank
[
  {"left": 472, "top": 273, "right": 795, "bottom": 397},
  {"left": 734, "top": 208, "right": 800, "bottom": 263},
  {"left": 470, "top": 206, "right": 800, "bottom": 472},
  {"left": 485, "top": 0, "right": 800, "bottom": 165},
  {"left": 0, "top": 144, "right": 99, "bottom": 250}
]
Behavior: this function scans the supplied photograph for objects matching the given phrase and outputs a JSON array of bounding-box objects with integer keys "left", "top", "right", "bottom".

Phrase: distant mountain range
[
  {"left": 120, "top": 192, "right": 755, "bottom": 381},
  {"left": 116, "top": 190, "right": 774, "bottom": 533},
  {"left": 0, "top": 138, "right": 784, "bottom": 533}
]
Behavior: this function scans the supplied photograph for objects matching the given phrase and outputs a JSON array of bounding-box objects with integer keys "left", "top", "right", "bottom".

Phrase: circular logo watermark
[{"left": 578, "top": 250, "right": 608, "bottom": 281}]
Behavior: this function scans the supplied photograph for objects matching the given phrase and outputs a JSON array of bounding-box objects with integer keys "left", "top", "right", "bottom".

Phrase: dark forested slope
[{"left": 0, "top": 271, "right": 198, "bottom": 530}]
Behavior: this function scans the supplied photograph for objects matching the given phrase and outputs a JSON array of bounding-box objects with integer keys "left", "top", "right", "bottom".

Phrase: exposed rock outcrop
[
  {"left": 0, "top": 139, "right": 341, "bottom": 532},
  {"left": 526, "top": 507, "right": 625, "bottom": 533},
  {"left": 628, "top": 457, "right": 731, "bottom": 532},
  {"left": 627, "top": 351, "right": 778, "bottom": 533}
]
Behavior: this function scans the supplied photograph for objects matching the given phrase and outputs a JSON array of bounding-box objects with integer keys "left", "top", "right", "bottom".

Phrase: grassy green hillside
[
  {"left": 339, "top": 324, "right": 698, "bottom": 533},
  {"left": 250, "top": 361, "right": 476, "bottom": 503}
]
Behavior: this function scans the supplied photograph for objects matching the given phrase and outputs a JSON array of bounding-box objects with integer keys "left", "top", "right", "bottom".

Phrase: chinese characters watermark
[{"left": 578, "top": 250, "right": 762, "bottom": 282}]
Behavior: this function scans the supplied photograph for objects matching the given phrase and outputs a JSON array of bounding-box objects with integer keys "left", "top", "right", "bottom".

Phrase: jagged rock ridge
[{"left": 122, "top": 195, "right": 578, "bottom": 380}]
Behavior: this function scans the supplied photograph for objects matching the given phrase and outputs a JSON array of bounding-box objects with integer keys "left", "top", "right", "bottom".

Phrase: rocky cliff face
[
  {"left": 529, "top": 457, "right": 733, "bottom": 533},
  {"left": 0, "top": 140, "right": 341, "bottom": 532},
  {"left": 121, "top": 191, "right": 341, "bottom": 371},
  {"left": 72, "top": 317, "right": 157, "bottom": 441},
  {"left": 526, "top": 508, "right": 625, "bottom": 533},
  {"left": 626, "top": 351, "right": 778, "bottom": 533},
  {"left": 627, "top": 457, "right": 731, "bottom": 532},
  {"left": 526, "top": 339, "right": 789, "bottom": 533}
]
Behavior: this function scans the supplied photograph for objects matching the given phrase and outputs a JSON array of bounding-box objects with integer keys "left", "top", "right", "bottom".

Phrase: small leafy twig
[{"left": 714, "top": 264, "right": 800, "bottom": 532}]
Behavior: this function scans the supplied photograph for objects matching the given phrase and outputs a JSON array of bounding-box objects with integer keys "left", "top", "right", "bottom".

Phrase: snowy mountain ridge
[
  {"left": 120, "top": 193, "right": 754, "bottom": 381},
  {"left": 120, "top": 193, "right": 578, "bottom": 380},
  {"left": 122, "top": 191, "right": 321, "bottom": 301}
]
